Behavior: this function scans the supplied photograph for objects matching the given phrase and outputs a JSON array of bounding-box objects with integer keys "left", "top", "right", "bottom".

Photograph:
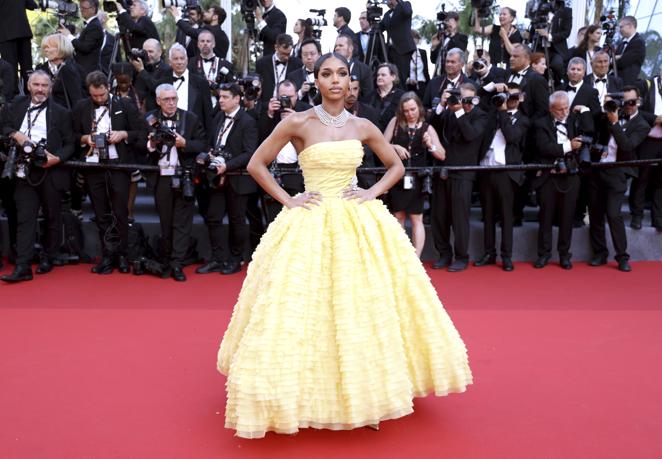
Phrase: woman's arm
[
  {"left": 425, "top": 125, "right": 445, "bottom": 161},
  {"left": 384, "top": 117, "right": 410, "bottom": 160},
  {"left": 473, "top": 10, "right": 493, "bottom": 36}
]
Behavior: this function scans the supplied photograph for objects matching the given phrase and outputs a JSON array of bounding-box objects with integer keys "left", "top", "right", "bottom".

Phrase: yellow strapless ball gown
[{"left": 218, "top": 140, "right": 472, "bottom": 438}]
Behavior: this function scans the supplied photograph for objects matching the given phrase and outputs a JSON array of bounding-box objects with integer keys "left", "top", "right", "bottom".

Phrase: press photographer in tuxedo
[
  {"left": 58, "top": 0, "right": 104, "bottom": 77},
  {"left": 132, "top": 39, "right": 172, "bottom": 108},
  {"left": 199, "top": 83, "right": 258, "bottom": 276},
  {"left": 172, "top": 4, "right": 230, "bottom": 59},
  {"left": 1, "top": 71, "right": 74, "bottom": 283},
  {"left": 287, "top": 38, "right": 320, "bottom": 106},
  {"left": 615, "top": 16, "right": 645, "bottom": 85},
  {"left": 381, "top": 0, "right": 416, "bottom": 87},
  {"left": 256, "top": 34, "right": 302, "bottom": 104},
  {"left": 146, "top": 84, "right": 206, "bottom": 281},
  {"left": 255, "top": 0, "right": 287, "bottom": 56},
  {"left": 430, "top": 11, "right": 468, "bottom": 75},
  {"left": 72, "top": 71, "right": 146, "bottom": 275},
  {"left": 115, "top": 0, "right": 160, "bottom": 50}
]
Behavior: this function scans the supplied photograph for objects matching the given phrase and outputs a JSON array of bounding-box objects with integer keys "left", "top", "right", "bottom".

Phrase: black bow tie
[
  {"left": 162, "top": 114, "right": 177, "bottom": 122},
  {"left": 174, "top": 76, "right": 185, "bottom": 82},
  {"left": 595, "top": 77, "right": 607, "bottom": 83},
  {"left": 94, "top": 102, "right": 109, "bottom": 108},
  {"left": 224, "top": 115, "right": 234, "bottom": 122},
  {"left": 28, "top": 102, "right": 46, "bottom": 112},
  {"left": 202, "top": 57, "right": 215, "bottom": 63},
  {"left": 620, "top": 114, "right": 630, "bottom": 122},
  {"left": 566, "top": 86, "right": 577, "bottom": 92},
  {"left": 512, "top": 72, "right": 525, "bottom": 79},
  {"left": 306, "top": 69, "right": 314, "bottom": 75},
  {"left": 275, "top": 60, "right": 286, "bottom": 66},
  {"left": 622, "top": 39, "right": 629, "bottom": 45},
  {"left": 555, "top": 120, "right": 566, "bottom": 127}
]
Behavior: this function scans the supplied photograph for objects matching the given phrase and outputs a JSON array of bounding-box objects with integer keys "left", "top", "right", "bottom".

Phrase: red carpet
[{"left": 1, "top": 261, "right": 661, "bottom": 458}]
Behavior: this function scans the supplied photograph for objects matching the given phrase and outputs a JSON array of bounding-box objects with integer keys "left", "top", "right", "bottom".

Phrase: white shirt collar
[
  {"left": 173, "top": 68, "right": 189, "bottom": 80},
  {"left": 224, "top": 106, "right": 241, "bottom": 119}
]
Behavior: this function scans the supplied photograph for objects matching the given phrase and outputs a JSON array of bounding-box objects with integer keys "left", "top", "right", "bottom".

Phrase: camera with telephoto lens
[
  {"left": 103, "top": 0, "right": 133, "bottom": 13},
  {"left": 306, "top": 9, "right": 327, "bottom": 39},
  {"left": 195, "top": 151, "right": 227, "bottom": 188},
  {"left": 240, "top": 0, "right": 258, "bottom": 36},
  {"left": 129, "top": 48, "right": 148, "bottom": 62},
  {"left": 208, "top": 63, "right": 235, "bottom": 91},
  {"left": 132, "top": 256, "right": 166, "bottom": 277},
  {"left": 553, "top": 153, "right": 579, "bottom": 175},
  {"left": 366, "top": 0, "right": 386, "bottom": 25},
  {"left": 576, "top": 134, "right": 593, "bottom": 167},
  {"left": 471, "top": 0, "right": 493, "bottom": 18},
  {"left": 170, "top": 167, "right": 195, "bottom": 199},
  {"left": 525, "top": 0, "right": 562, "bottom": 30},
  {"left": 22, "top": 139, "right": 48, "bottom": 168},
  {"left": 603, "top": 92, "right": 624, "bottom": 112},
  {"left": 446, "top": 88, "right": 461, "bottom": 105},
  {"left": 91, "top": 133, "right": 110, "bottom": 161},
  {"left": 472, "top": 58, "right": 489, "bottom": 73},
  {"left": 162, "top": 0, "right": 198, "bottom": 9},
  {"left": 491, "top": 92, "right": 520, "bottom": 106},
  {"left": 146, "top": 114, "right": 177, "bottom": 154},
  {"left": 1, "top": 138, "right": 19, "bottom": 180},
  {"left": 237, "top": 74, "right": 261, "bottom": 101}
]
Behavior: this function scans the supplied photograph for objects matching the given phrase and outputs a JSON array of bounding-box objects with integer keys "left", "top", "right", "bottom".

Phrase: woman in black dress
[
  {"left": 384, "top": 92, "right": 445, "bottom": 258},
  {"left": 568, "top": 24, "right": 602, "bottom": 74},
  {"left": 473, "top": 7, "right": 522, "bottom": 69},
  {"left": 372, "top": 63, "right": 404, "bottom": 131},
  {"left": 36, "top": 33, "right": 83, "bottom": 110}
]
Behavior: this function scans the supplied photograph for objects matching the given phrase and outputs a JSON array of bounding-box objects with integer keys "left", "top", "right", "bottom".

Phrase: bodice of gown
[{"left": 298, "top": 140, "right": 363, "bottom": 198}]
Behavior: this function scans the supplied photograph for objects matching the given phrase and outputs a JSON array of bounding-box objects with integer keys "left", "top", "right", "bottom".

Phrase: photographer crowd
[{"left": 0, "top": 0, "right": 660, "bottom": 283}]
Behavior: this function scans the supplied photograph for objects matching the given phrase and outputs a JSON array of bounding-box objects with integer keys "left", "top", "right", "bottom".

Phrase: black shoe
[
  {"left": 502, "top": 258, "right": 514, "bottom": 271},
  {"left": 196, "top": 260, "right": 225, "bottom": 274},
  {"left": 92, "top": 257, "right": 114, "bottom": 274},
  {"left": 172, "top": 266, "right": 187, "bottom": 281},
  {"left": 589, "top": 256, "right": 608, "bottom": 267},
  {"left": 431, "top": 257, "right": 452, "bottom": 269},
  {"left": 534, "top": 255, "right": 550, "bottom": 269},
  {"left": 117, "top": 255, "right": 130, "bottom": 274},
  {"left": 221, "top": 261, "right": 242, "bottom": 275},
  {"left": 36, "top": 259, "right": 53, "bottom": 274},
  {"left": 618, "top": 259, "right": 632, "bottom": 272},
  {"left": 1, "top": 265, "right": 33, "bottom": 283},
  {"left": 447, "top": 260, "right": 468, "bottom": 272},
  {"left": 560, "top": 257, "right": 573, "bottom": 270},
  {"left": 474, "top": 254, "right": 496, "bottom": 267},
  {"left": 630, "top": 216, "right": 643, "bottom": 230}
]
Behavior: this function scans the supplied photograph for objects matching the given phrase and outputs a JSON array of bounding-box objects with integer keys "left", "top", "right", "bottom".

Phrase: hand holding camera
[
  {"left": 570, "top": 137, "right": 583, "bottom": 151},
  {"left": 11, "top": 131, "right": 30, "bottom": 146}
]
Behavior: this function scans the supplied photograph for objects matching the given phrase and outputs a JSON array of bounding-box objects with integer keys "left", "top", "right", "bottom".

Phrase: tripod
[{"left": 364, "top": 24, "right": 389, "bottom": 74}]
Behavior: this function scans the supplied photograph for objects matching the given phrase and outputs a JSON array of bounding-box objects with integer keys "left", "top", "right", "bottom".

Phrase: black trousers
[
  {"left": 479, "top": 172, "right": 517, "bottom": 258},
  {"left": 0, "top": 177, "right": 17, "bottom": 249},
  {"left": 14, "top": 176, "right": 63, "bottom": 265},
  {"left": 206, "top": 185, "right": 248, "bottom": 263},
  {"left": 536, "top": 174, "right": 580, "bottom": 258},
  {"left": 588, "top": 169, "right": 629, "bottom": 261},
  {"left": 432, "top": 177, "right": 473, "bottom": 261},
  {"left": 154, "top": 176, "right": 195, "bottom": 267},
  {"left": 0, "top": 38, "right": 32, "bottom": 93},
  {"left": 388, "top": 48, "right": 414, "bottom": 90},
  {"left": 85, "top": 169, "right": 130, "bottom": 257}
]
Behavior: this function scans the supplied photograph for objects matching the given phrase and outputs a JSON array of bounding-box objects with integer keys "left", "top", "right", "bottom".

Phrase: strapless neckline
[{"left": 298, "top": 139, "right": 362, "bottom": 158}]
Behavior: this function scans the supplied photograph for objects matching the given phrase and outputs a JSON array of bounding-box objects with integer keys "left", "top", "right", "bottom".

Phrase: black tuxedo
[
  {"left": 471, "top": 66, "right": 508, "bottom": 111},
  {"left": 548, "top": 7, "right": 572, "bottom": 58},
  {"left": 205, "top": 108, "right": 257, "bottom": 263},
  {"left": 147, "top": 108, "right": 205, "bottom": 268},
  {"left": 588, "top": 112, "right": 650, "bottom": 261},
  {"left": 430, "top": 33, "right": 468, "bottom": 76},
  {"left": 116, "top": 12, "right": 160, "bottom": 50},
  {"left": 506, "top": 67, "right": 550, "bottom": 119},
  {"left": 99, "top": 31, "right": 116, "bottom": 75},
  {"left": 583, "top": 73, "right": 623, "bottom": 97},
  {"left": 286, "top": 67, "right": 316, "bottom": 105},
  {"left": 134, "top": 61, "right": 171, "bottom": 107},
  {"left": 175, "top": 19, "right": 200, "bottom": 58},
  {"left": 381, "top": 1, "right": 416, "bottom": 86},
  {"left": 564, "top": 81, "right": 601, "bottom": 114},
  {"left": 0, "top": 0, "right": 37, "bottom": 92},
  {"left": 0, "top": 57, "right": 17, "bottom": 103},
  {"left": 431, "top": 106, "right": 488, "bottom": 263},
  {"left": 72, "top": 96, "right": 147, "bottom": 257},
  {"left": 258, "top": 6, "right": 287, "bottom": 56},
  {"left": 177, "top": 21, "right": 230, "bottom": 59},
  {"left": 616, "top": 33, "right": 645, "bottom": 85},
  {"left": 337, "top": 24, "right": 358, "bottom": 57},
  {"left": 422, "top": 73, "right": 469, "bottom": 110},
  {"left": 72, "top": 17, "right": 104, "bottom": 76},
  {"left": 35, "top": 59, "right": 83, "bottom": 110},
  {"left": 478, "top": 109, "right": 530, "bottom": 258},
  {"left": 350, "top": 59, "right": 374, "bottom": 103},
  {"left": 154, "top": 71, "right": 214, "bottom": 136},
  {"left": 2, "top": 96, "right": 74, "bottom": 266},
  {"left": 356, "top": 29, "right": 387, "bottom": 66},
  {"left": 532, "top": 111, "right": 593, "bottom": 259},
  {"left": 255, "top": 55, "right": 303, "bottom": 103}
]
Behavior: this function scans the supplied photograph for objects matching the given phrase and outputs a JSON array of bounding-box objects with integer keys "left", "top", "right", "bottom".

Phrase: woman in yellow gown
[{"left": 217, "top": 53, "right": 472, "bottom": 439}]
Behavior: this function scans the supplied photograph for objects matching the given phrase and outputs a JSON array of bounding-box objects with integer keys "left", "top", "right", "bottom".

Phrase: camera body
[
  {"left": 366, "top": 0, "right": 386, "bottom": 25},
  {"left": 600, "top": 9, "right": 618, "bottom": 48},
  {"left": 22, "top": 139, "right": 49, "bottom": 168},
  {"left": 92, "top": 133, "right": 110, "bottom": 161},
  {"left": 39, "top": 0, "right": 79, "bottom": 28},
  {"left": 196, "top": 150, "right": 227, "bottom": 188},
  {"left": 491, "top": 92, "right": 519, "bottom": 106},
  {"left": 129, "top": 48, "right": 149, "bottom": 62},
  {"left": 553, "top": 153, "right": 579, "bottom": 175},
  {"left": 237, "top": 74, "right": 261, "bottom": 101},
  {"left": 240, "top": 0, "right": 258, "bottom": 35},
  {"left": 471, "top": 0, "right": 493, "bottom": 19},
  {"left": 446, "top": 88, "right": 461, "bottom": 106},
  {"left": 306, "top": 9, "right": 327, "bottom": 39},
  {"left": 277, "top": 95, "right": 293, "bottom": 115},
  {"left": 603, "top": 92, "right": 624, "bottom": 112},
  {"left": 103, "top": 0, "right": 133, "bottom": 13},
  {"left": 146, "top": 114, "right": 177, "bottom": 153},
  {"left": 0, "top": 139, "right": 19, "bottom": 180}
]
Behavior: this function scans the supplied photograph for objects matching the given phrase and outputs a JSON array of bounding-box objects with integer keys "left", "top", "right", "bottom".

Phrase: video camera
[
  {"left": 38, "top": 0, "right": 78, "bottom": 28},
  {"left": 103, "top": 0, "right": 133, "bottom": 13},
  {"left": 162, "top": 0, "right": 200, "bottom": 20},
  {"left": 237, "top": 74, "right": 261, "bottom": 101},
  {"left": 306, "top": 9, "right": 327, "bottom": 40},
  {"left": 366, "top": 0, "right": 387, "bottom": 25}
]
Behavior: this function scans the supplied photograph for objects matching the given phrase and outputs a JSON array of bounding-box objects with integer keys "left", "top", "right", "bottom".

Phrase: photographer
[
  {"left": 132, "top": 39, "right": 172, "bottom": 109},
  {"left": 187, "top": 30, "right": 235, "bottom": 108},
  {"left": 255, "top": 0, "right": 287, "bottom": 56},
  {"left": 0, "top": 0, "right": 37, "bottom": 94},
  {"left": 384, "top": 92, "right": 444, "bottom": 258},
  {"left": 585, "top": 51, "right": 623, "bottom": 107},
  {"left": 199, "top": 83, "right": 257, "bottom": 275},
  {"left": 468, "top": 53, "right": 507, "bottom": 111},
  {"left": 475, "top": 83, "right": 530, "bottom": 272},
  {"left": 381, "top": 0, "right": 416, "bottom": 88},
  {"left": 532, "top": 91, "right": 594, "bottom": 270},
  {"left": 115, "top": 0, "right": 160, "bottom": 51},
  {"left": 356, "top": 10, "right": 386, "bottom": 65},
  {"left": 587, "top": 86, "right": 649, "bottom": 271},
  {"left": 430, "top": 11, "right": 468, "bottom": 74},
  {"left": 58, "top": 0, "right": 103, "bottom": 77},
  {"left": 334, "top": 7, "right": 357, "bottom": 49},
  {"left": 256, "top": 34, "right": 302, "bottom": 104},
  {"left": 473, "top": 7, "right": 522, "bottom": 70},
  {"left": 146, "top": 83, "right": 206, "bottom": 282},
  {"left": 72, "top": 71, "right": 146, "bottom": 275},
  {"left": 422, "top": 48, "right": 469, "bottom": 112},
  {"left": 429, "top": 82, "right": 487, "bottom": 272},
  {"left": 0, "top": 71, "right": 74, "bottom": 283},
  {"left": 35, "top": 33, "right": 83, "bottom": 110},
  {"left": 170, "top": 5, "right": 202, "bottom": 58},
  {"left": 530, "top": 0, "right": 572, "bottom": 86},
  {"left": 287, "top": 38, "right": 320, "bottom": 106},
  {"left": 173, "top": 5, "right": 229, "bottom": 59},
  {"left": 615, "top": 16, "right": 645, "bottom": 85},
  {"left": 257, "top": 80, "right": 309, "bottom": 224}
]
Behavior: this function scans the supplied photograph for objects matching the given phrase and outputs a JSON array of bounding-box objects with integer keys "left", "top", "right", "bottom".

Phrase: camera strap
[
  {"left": 26, "top": 104, "right": 47, "bottom": 139},
  {"left": 91, "top": 106, "right": 110, "bottom": 133},
  {"left": 214, "top": 117, "right": 235, "bottom": 151}
]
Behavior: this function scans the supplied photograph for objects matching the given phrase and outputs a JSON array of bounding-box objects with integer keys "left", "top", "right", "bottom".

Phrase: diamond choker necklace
[{"left": 314, "top": 105, "right": 351, "bottom": 128}]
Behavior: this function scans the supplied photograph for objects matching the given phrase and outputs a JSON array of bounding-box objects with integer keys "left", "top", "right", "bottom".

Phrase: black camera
[
  {"left": 600, "top": 9, "right": 618, "bottom": 48},
  {"left": 603, "top": 92, "right": 624, "bottom": 112},
  {"left": 553, "top": 153, "right": 579, "bottom": 175},
  {"left": 418, "top": 168, "right": 434, "bottom": 195},
  {"left": 162, "top": 0, "right": 198, "bottom": 8},
  {"left": 576, "top": 135, "right": 593, "bottom": 166},
  {"left": 92, "top": 133, "right": 110, "bottom": 161},
  {"left": 237, "top": 74, "right": 261, "bottom": 101},
  {"left": 491, "top": 92, "right": 519, "bottom": 106},
  {"left": 103, "top": 0, "right": 133, "bottom": 13},
  {"left": 22, "top": 139, "right": 48, "bottom": 168},
  {"left": 170, "top": 168, "right": 195, "bottom": 199},
  {"left": 366, "top": 0, "right": 386, "bottom": 24},
  {"left": 132, "top": 256, "right": 167, "bottom": 277},
  {"left": 277, "top": 95, "right": 293, "bottom": 115},
  {"left": 1, "top": 140, "right": 19, "bottom": 180},
  {"left": 130, "top": 48, "right": 148, "bottom": 62},
  {"left": 446, "top": 88, "right": 461, "bottom": 105},
  {"left": 472, "top": 58, "right": 489, "bottom": 73},
  {"left": 526, "top": 0, "right": 559, "bottom": 30},
  {"left": 195, "top": 151, "right": 227, "bottom": 188},
  {"left": 208, "top": 63, "right": 235, "bottom": 91},
  {"left": 471, "top": 0, "right": 493, "bottom": 18},
  {"left": 39, "top": 0, "right": 78, "bottom": 27},
  {"left": 241, "top": 0, "right": 258, "bottom": 35},
  {"left": 146, "top": 114, "right": 177, "bottom": 153}
]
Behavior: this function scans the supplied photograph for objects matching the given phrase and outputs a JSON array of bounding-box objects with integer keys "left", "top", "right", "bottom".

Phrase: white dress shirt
[
  {"left": 87, "top": 104, "right": 119, "bottom": 162},
  {"left": 173, "top": 69, "right": 189, "bottom": 111},
  {"left": 567, "top": 80, "right": 583, "bottom": 106},
  {"left": 217, "top": 106, "right": 241, "bottom": 149}
]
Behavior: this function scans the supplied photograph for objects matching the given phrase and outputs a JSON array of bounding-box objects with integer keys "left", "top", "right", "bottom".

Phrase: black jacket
[
  {"left": 0, "top": 0, "right": 37, "bottom": 42},
  {"left": 258, "top": 7, "right": 287, "bottom": 56},
  {"left": 255, "top": 55, "right": 303, "bottom": 103},
  {"left": 583, "top": 73, "right": 623, "bottom": 95},
  {"left": 72, "top": 95, "right": 147, "bottom": 163},
  {"left": 153, "top": 71, "right": 215, "bottom": 136},
  {"left": 381, "top": 1, "right": 416, "bottom": 55},
  {"left": 72, "top": 17, "right": 104, "bottom": 76},
  {"left": 350, "top": 59, "right": 375, "bottom": 103},
  {"left": 563, "top": 81, "right": 601, "bottom": 113},
  {"left": 372, "top": 87, "right": 404, "bottom": 132},
  {"left": 479, "top": 109, "right": 531, "bottom": 185},
  {"left": 146, "top": 108, "right": 206, "bottom": 170},
  {"left": 285, "top": 67, "right": 316, "bottom": 105},
  {"left": 616, "top": 33, "right": 646, "bottom": 85},
  {"left": 506, "top": 67, "right": 550, "bottom": 119},
  {"left": 116, "top": 12, "right": 160, "bottom": 50},
  {"left": 177, "top": 21, "right": 230, "bottom": 59},
  {"left": 595, "top": 111, "right": 650, "bottom": 177},
  {"left": 356, "top": 29, "right": 387, "bottom": 65},
  {"left": 134, "top": 61, "right": 172, "bottom": 106},
  {"left": 35, "top": 60, "right": 84, "bottom": 110},
  {"left": 430, "top": 33, "right": 468, "bottom": 64},
  {"left": 2, "top": 96, "right": 74, "bottom": 189},
  {"left": 208, "top": 108, "right": 258, "bottom": 194},
  {"left": 0, "top": 58, "right": 16, "bottom": 103},
  {"left": 548, "top": 7, "right": 572, "bottom": 57},
  {"left": 422, "top": 73, "right": 470, "bottom": 110}
]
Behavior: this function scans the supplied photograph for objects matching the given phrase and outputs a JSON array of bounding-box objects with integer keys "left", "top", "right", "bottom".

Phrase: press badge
[{"left": 403, "top": 174, "right": 415, "bottom": 190}]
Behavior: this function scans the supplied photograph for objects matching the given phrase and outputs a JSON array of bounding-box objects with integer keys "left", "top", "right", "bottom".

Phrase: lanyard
[
  {"left": 92, "top": 106, "right": 109, "bottom": 132},
  {"left": 215, "top": 117, "right": 234, "bottom": 150},
  {"left": 26, "top": 105, "right": 46, "bottom": 138}
]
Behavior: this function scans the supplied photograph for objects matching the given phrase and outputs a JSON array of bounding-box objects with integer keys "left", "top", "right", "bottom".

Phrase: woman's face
[
  {"left": 316, "top": 57, "right": 350, "bottom": 101},
  {"left": 293, "top": 20, "right": 302, "bottom": 34},
  {"left": 589, "top": 28, "right": 603, "bottom": 43},
  {"left": 42, "top": 39, "right": 60, "bottom": 62},
  {"left": 532, "top": 58, "right": 547, "bottom": 75},
  {"left": 499, "top": 8, "right": 513, "bottom": 26},
  {"left": 376, "top": 67, "right": 395, "bottom": 89},
  {"left": 402, "top": 100, "right": 419, "bottom": 124}
]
